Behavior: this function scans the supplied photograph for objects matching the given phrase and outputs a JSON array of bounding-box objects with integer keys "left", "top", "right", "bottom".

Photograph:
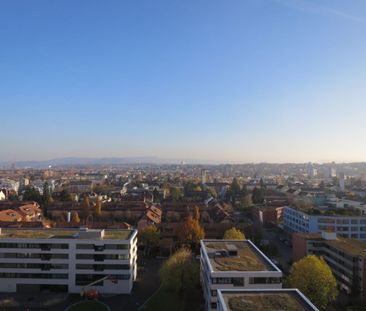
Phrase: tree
[
  {"left": 138, "top": 225, "right": 160, "bottom": 257},
  {"left": 230, "top": 178, "right": 241, "bottom": 194},
  {"left": 259, "top": 178, "right": 266, "bottom": 189},
  {"left": 207, "top": 187, "right": 217, "bottom": 198},
  {"left": 159, "top": 248, "right": 200, "bottom": 297},
  {"left": 193, "top": 205, "right": 200, "bottom": 222},
  {"left": 224, "top": 227, "right": 246, "bottom": 240},
  {"left": 228, "top": 178, "right": 241, "bottom": 205},
  {"left": 152, "top": 188, "right": 160, "bottom": 203},
  {"left": 241, "top": 194, "right": 253, "bottom": 209},
  {"left": 42, "top": 181, "right": 53, "bottom": 217},
  {"left": 193, "top": 185, "right": 202, "bottom": 192},
  {"left": 60, "top": 189, "right": 73, "bottom": 201},
  {"left": 22, "top": 186, "right": 42, "bottom": 204},
  {"left": 177, "top": 214, "right": 205, "bottom": 246},
  {"left": 286, "top": 255, "right": 338, "bottom": 310},
  {"left": 240, "top": 184, "right": 248, "bottom": 197},
  {"left": 82, "top": 195, "right": 91, "bottom": 219},
  {"left": 42, "top": 182, "right": 53, "bottom": 204},
  {"left": 170, "top": 187, "right": 181, "bottom": 201},
  {"left": 95, "top": 195, "right": 102, "bottom": 217},
  {"left": 184, "top": 181, "right": 195, "bottom": 195},
  {"left": 71, "top": 211, "right": 80, "bottom": 224},
  {"left": 252, "top": 186, "right": 265, "bottom": 204}
]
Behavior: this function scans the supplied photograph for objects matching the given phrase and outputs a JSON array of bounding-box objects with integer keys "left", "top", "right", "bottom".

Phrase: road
[{"left": 262, "top": 228, "right": 293, "bottom": 274}]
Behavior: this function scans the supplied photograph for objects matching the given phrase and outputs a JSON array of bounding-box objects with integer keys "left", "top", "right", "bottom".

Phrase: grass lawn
[
  {"left": 141, "top": 286, "right": 203, "bottom": 311},
  {"left": 68, "top": 300, "right": 109, "bottom": 311}
]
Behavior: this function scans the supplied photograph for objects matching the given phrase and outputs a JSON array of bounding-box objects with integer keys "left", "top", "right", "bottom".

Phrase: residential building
[
  {"left": 17, "top": 203, "right": 42, "bottom": 222},
  {"left": 200, "top": 239, "right": 282, "bottom": 311},
  {"left": 67, "top": 180, "right": 93, "bottom": 193},
  {"left": 0, "top": 227, "right": 137, "bottom": 294},
  {"left": 216, "top": 289, "right": 319, "bottom": 311},
  {"left": 293, "top": 231, "right": 366, "bottom": 297},
  {"left": 307, "top": 163, "right": 317, "bottom": 178},
  {"left": 137, "top": 205, "right": 162, "bottom": 230},
  {"left": 0, "top": 209, "right": 23, "bottom": 222},
  {"left": 283, "top": 206, "right": 366, "bottom": 241}
]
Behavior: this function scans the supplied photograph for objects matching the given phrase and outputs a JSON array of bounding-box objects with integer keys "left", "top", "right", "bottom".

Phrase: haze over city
[{"left": 1, "top": 0, "right": 366, "bottom": 163}]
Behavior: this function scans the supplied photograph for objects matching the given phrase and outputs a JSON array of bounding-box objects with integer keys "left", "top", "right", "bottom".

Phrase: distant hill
[{"left": 0, "top": 157, "right": 182, "bottom": 168}]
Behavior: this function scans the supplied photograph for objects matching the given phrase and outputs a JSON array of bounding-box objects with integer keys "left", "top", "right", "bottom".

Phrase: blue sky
[{"left": 1, "top": 0, "right": 366, "bottom": 163}]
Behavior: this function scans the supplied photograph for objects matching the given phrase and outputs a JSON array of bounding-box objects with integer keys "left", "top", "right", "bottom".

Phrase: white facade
[
  {"left": 0, "top": 228, "right": 138, "bottom": 294},
  {"left": 200, "top": 240, "right": 282, "bottom": 311},
  {"left": 284, "top": 206, "right": 366, "bottom": 241}
]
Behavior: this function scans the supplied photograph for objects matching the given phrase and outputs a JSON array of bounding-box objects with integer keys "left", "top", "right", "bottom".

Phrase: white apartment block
[
  {"left": 284, "top": 206, "right": 366, "bottom": 241},
  {"left": 200, "top": 240, "right": 282, "bottom": 311},
  {"left": 216, "top": 289, "right": 319, "bottom": 311},
  {"left": 0, "top": 227, "right": 137, "bottom": 294}
]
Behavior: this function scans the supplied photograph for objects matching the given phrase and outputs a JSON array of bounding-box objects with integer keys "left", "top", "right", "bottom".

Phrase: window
[
  {"left": 211, "top": 277, "right": 231, "bottom": 284},
  {"left": 232, "top": 278, "right": 244, "bottom": 286},
  {"left": 0, "top": 273, "right": 67, "bottom": 279},
  {"left": 249, "top": 277, "right": 282, "bottom": 284}
]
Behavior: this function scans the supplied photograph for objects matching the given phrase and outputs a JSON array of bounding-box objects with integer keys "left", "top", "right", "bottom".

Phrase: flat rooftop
[
  {"left": 219, "top": 290, "right": 318, "bottom": 311},
  {"left": 289, "top": 206, "right": 363, "bottom": 217},
  {"left": 296, "top": 232, "right": 366, "bottom": 258},
  {"left": 202, "top": 240, "right": 277, "bottom": 272},
  {"left": 0, "top": 228, "right": 133, "bottom": 240}
]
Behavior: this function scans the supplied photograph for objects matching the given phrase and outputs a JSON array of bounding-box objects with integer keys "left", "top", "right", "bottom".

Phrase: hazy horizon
[
  {"left": 0, "top": 155, "right": 362, "bottom": 166},
  {"left": 1, "top": 0, "right": 366, "bottom": 163}
]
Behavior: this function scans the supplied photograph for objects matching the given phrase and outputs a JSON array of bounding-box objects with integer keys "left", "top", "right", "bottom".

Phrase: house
[
  {"left": 137, "top": 205, "right": 162, "bottom": 230},
  {"left": 17, "top": 202, "right": 42, "bottom": 221},
  {"left": 0, "top": 209, "right": 23, "bottom": 222}
]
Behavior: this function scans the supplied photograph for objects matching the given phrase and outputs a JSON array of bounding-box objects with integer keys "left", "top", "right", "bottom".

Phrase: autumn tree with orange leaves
[{"left": 177, "top": 213, "right": 205, "bottom": 247}]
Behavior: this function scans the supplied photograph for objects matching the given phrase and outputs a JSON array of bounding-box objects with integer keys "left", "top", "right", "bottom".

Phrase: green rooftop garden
[
  {"left": 225, "top": 293, "right": 308, "bottom": 311},
  {"left": 0, "top": 229, "right": 133, "bottom": 240},
  {"left": 205, "top": 242, "right": 271, "bottom": 271}
]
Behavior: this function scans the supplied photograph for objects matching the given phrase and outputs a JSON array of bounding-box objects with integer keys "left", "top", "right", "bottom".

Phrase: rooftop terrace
[
  {"left": 219, "top": 290, "right": 318, "bottom": 311},
  {"left": 202, "top": 240, "right": 277, "bottom": 272},
  {"left": 0, "top": 228, "right": 133, "bottom": 240}
]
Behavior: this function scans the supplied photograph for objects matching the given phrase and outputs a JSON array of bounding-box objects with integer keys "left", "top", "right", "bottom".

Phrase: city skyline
[{"left": 1, "top": 0, "right": 366, "bottom": 162}]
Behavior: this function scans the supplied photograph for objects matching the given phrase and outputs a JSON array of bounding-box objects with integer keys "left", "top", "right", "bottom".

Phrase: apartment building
[
  {"left": 0, "top": 227, "right": 137, "bottom": 294},
  {"left": 284, "top": 206, "right": 366, "bottom": 241},
  {"left": 293, "top": 231, "right": 366, "bottom": 297},
  {"left": 200, "top": 240, "right": 282, "bottom": 311},
  {"left": 216, "top": 289, "right": 319, "bottom": 311}
]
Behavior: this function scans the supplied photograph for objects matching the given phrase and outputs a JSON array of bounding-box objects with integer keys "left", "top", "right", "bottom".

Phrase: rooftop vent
[
  {"left": 214, "top": 250, "right": 229, "bottom": 257},
  {"left": 78, "top": 228, "right": 105, "bottom": 239},
  {"left": 227, "top": 244, "right": 238, "bottom": 257},
  {"left": 321, "top": 231, "right": 337, "bottom": 241}
]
